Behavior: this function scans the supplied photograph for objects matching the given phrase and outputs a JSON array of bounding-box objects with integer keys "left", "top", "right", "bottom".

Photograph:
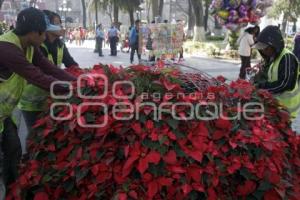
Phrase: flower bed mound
[{"left": 7, "top": 64, "right": 300, "bottom": 200}]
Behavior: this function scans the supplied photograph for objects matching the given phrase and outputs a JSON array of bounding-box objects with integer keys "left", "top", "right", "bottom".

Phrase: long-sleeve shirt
[
  {"left": 40, "top": 39, "right": 78, "bottom": 67},
  {"left": 293, "top": 34, "right": 300, "bottom": 61},
  {"left": 258, "top": 53, "right": 299, "bottom": 94},
  {"left": 96, "top": 28, "right": 105, "bottom": 39},
  {"left": 0, "top": 42, "right": 76, "bottom": 93}
]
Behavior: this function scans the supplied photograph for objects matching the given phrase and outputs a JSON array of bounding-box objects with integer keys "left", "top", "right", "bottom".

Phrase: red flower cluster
[{"left": 7, "top": 64, "right": 300, "bottom": 200}]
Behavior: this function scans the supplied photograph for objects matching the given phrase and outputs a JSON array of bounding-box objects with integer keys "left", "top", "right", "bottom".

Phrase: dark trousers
[
  {"left": 0, "top": 118, "right": 22, "bottom": 188},
  {"left": 96, "top": 37, "right": 103, "bottom": 56},
  {"left": 240, "top": 56, "right": 251, "bottom": 79},
  {"left": 130, "top": 44, "right": 141, "bottom": 63},
  {"left": 21, "top": 111, "right": 41, "bottom": 135},
  {"left": 109, "top": 36, "right": 118, "bottom": 56}
]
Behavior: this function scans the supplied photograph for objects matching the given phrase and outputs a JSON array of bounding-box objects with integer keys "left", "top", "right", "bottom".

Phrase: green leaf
[
  {"left": 215, "top": 158, "right": 226, "bottom": 173},
  {"left": 75, "top": 168, "right": 89, "bottom": 183},
  {"left": 257, "top": 181, "right": 273, "bottom": 191},
  {"left": 252, "top": 190, "right": 264, "bottom": 200},
  {"left": 63, "top": 179, "right": 75, "bottom": 192},
  {"left": 166, "top": 119, "right": 179, "bottom": 130},
  {"left": 96, "top": 150, "right": 106, "bottom": 159},
  {"left": 159, "top": 135, "right": 168, "bottom": 145},
  {"left": 42, "top": 174, "right": 52, "bottom": 183},
  {"left": 47, "top": 152, "right": 56, "bottom": 162},
  {"left": 148, "top": 161, "right": 166, "bottom": 177},
  {"left": 139, "top": 114, "right": 147, "bottom": 123},
  {"left": 173, "top": 143, "right": 186, "bottom": 158},
  {"left": 85, "top": 112, "right": 95, "bottom": 123},
  {"left": 173, "top": 129, "right": 185, "bottom": 139},
  {"left": 122, "top": 181, "right": 130, "bottom": 192}
]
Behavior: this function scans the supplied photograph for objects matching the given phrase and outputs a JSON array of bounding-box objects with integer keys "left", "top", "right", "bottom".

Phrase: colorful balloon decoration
[{"left": 210, "top": 0, "right": 273, "bottom": 31}]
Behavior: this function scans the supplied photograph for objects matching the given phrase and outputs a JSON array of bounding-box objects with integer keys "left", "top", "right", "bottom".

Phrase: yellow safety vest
[
  {"left": 268, "top": 48, "right": 300, "bottom": 118},
  {"left": 0, "top": 31, "right": 34, "bottom": 133},
  {"left": 18, "top": 43, "right": 64, "bottom": 112}
]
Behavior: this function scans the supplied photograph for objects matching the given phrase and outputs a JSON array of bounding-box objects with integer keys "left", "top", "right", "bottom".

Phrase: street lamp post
[{"left": 58, "top": 0, "right": 72, "bottom": 28}]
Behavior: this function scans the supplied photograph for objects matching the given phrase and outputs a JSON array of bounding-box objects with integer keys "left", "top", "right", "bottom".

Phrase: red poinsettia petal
[
  {"left": 34, "top": 192, "right": 49, "bottom": 200},
  {"left": 147, "top": 181, "right": 158, "bottom": 198},
  {"left": 128, "top": 190, "right": 138, "bottom": 199},
  {"left": 118, "top": 193, "right": 127, "bottom": 200},
  {"left": 157, "top": 177, "right": 173, "bottom": 186},
  {"left": 207, "top": 187, "right": 217, "bottom": 200},
  {"left": 263, "top": 189, "right": 281, "bottom": 200},
  {"left": 137, "top": 157, "right": 149, "bottom": 175},
  {"left": 192, "top": 183, "right": 205, "bottom": 192},
  {"left": 181, "top": 184, "right": 192, "bottom": 196},
  {"left": 163, "top": 150, "right": 177, "bottom": 165},
  {"left": 268, "top": 173, "right": 281, "bottom": 185},
  {"left": 123, "top": 155, "right": 139, "bottom": 177},
  {"left": 146, "top": 151, "right": 161, "bottom": 164},
  {"left": 237, "top": 180, "right": 256, "bottom": 196}
]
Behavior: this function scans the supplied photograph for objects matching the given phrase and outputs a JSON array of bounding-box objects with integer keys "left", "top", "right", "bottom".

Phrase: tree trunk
[
  {"left": 113, "top": 3, "right": 119, "bottom": 23},
  {"left": 0, "top": 0, "right": 4, "bottom": 9},
  {"left": 187, "top": 0, "right": 195, "bottom": 38},
  {"left": 152, "top": 0, "right": 159, "bottom": 20},
  {"left": 81, "top": 0, "right": 87, "bottom": 28},
  {"left": 146, "top": 0, "right": 151, "bottom": 23},
  {"left": 95, "top": 0, "right": 98, "bottom": 25},
  {"left": 129, "top": 8, "right": 135, "bottom": 27},
  {"left": 191, "top": 0, "right": 205, "bottom": 41},
  {"left": 204, "top": 0, "right": 209, "bottom": 32},
  {"left": 158, "top": 0, "right": 164, "bottom": 18},
  {"left": 281, "top": 12, "right": 288, "bottom": 37}
]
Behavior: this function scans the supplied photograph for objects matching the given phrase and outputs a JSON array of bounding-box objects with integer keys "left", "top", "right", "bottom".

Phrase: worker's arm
[
  {"left": 62, "top": 44, "right": 79, "bottom": 68},
  {"left": 259, "top": 53, "right": 299, "bottom": 94},
  {"left": 0, "top": 42, "right": 71, "bottom": 93},
  {"left": 32, "top": 47, "right": 76, "bottom": 81}
]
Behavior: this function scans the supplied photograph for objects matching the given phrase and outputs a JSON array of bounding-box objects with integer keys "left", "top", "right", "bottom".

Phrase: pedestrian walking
[
  {"left": 0, "top": 8, "right": 76, "bottom": 200},
  {"left": 108, "top": 23, "right": 119, "bottom": 56},
  {"left": 129, "top": 20, "right": 141, "bottom": 64}
]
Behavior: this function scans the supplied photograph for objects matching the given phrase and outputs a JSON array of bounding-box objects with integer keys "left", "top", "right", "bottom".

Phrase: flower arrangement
[{"left": 7, "top": 64, "right": 300, "bottom": 200}]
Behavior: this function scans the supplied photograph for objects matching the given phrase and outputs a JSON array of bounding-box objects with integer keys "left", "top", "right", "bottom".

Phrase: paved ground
[{"left": 17, "top": 40, "right": 299, "bottom": 154}]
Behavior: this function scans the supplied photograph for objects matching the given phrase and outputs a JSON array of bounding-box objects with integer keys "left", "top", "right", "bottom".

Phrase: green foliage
[
  {"left": 206, "top": 35, "right": 225, "bottom": 41},
  {"left": 268, "top": 0, "right": 300, "bottom": 19}
]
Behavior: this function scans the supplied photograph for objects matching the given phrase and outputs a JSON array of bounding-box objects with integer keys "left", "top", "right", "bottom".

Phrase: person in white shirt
[{"left": 237, "top": 24, "right": 259, "bottom": 79}]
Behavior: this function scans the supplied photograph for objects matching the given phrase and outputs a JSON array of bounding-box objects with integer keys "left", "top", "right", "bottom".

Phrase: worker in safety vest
[
  {"left": 0, "top": 8, "right": 76, "bottom": 199},
  {"left": 18, "top": 10, "right": 79, "bottom": 131},
  {"left": 253, "top": 25, "right": 300, "bottom": 119}
]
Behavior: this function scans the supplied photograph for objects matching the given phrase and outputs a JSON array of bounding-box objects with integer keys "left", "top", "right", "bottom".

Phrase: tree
[
  {"left": 269, "top": 0, "right": 300, "bottom": 35},
  {"left": 81, "top": 0, "right": 87, "bottom": 28},
  {"left": 152, "top": 0, "right": 159, "bottom": 19},
  {"left": 95, "top": 0, "right": 99, "bottom": 25},
  {"left": 119, "top": 0, "right": 141, "bottom": 26},
  {"left": 204, "top": 0, "right": 212, "bottom": 32},
  {"left": 158, "top": 0, "right": 164, "bottom": 18},
  {"left": 190, "top": 0, "right": 205, "bottom": 41},
  {"left": 0, "top": 0, "right": 4, "bottom": 9}
]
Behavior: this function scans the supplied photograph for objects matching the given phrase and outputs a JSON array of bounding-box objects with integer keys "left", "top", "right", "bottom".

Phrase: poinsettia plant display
[{"left": 7, "top": 64, "right": 300, "bottom": 200}]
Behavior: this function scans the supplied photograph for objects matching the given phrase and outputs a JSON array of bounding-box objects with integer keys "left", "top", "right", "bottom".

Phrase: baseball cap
[
  {"left": 252, "top": 42, "right": 269, "bottom": 50},
  {"left": 44, "top": 14, "right": 62, "bottom": 32}
]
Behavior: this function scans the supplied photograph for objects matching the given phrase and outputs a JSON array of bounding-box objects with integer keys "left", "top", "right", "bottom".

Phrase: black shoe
[{"left": 99, "top": 55, "right": 104, "bottom": 57}]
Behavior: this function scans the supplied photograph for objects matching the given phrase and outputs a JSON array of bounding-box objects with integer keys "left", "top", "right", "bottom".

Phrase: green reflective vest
[
  {"left": 267, "top": 48, "right": 300, "bottom": 118},
  {"left": 17, "top": 43, "right": 64, "bottom": 112},
  {"left": 0, "top": 31, "right": 34, "bottom": 133}
]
